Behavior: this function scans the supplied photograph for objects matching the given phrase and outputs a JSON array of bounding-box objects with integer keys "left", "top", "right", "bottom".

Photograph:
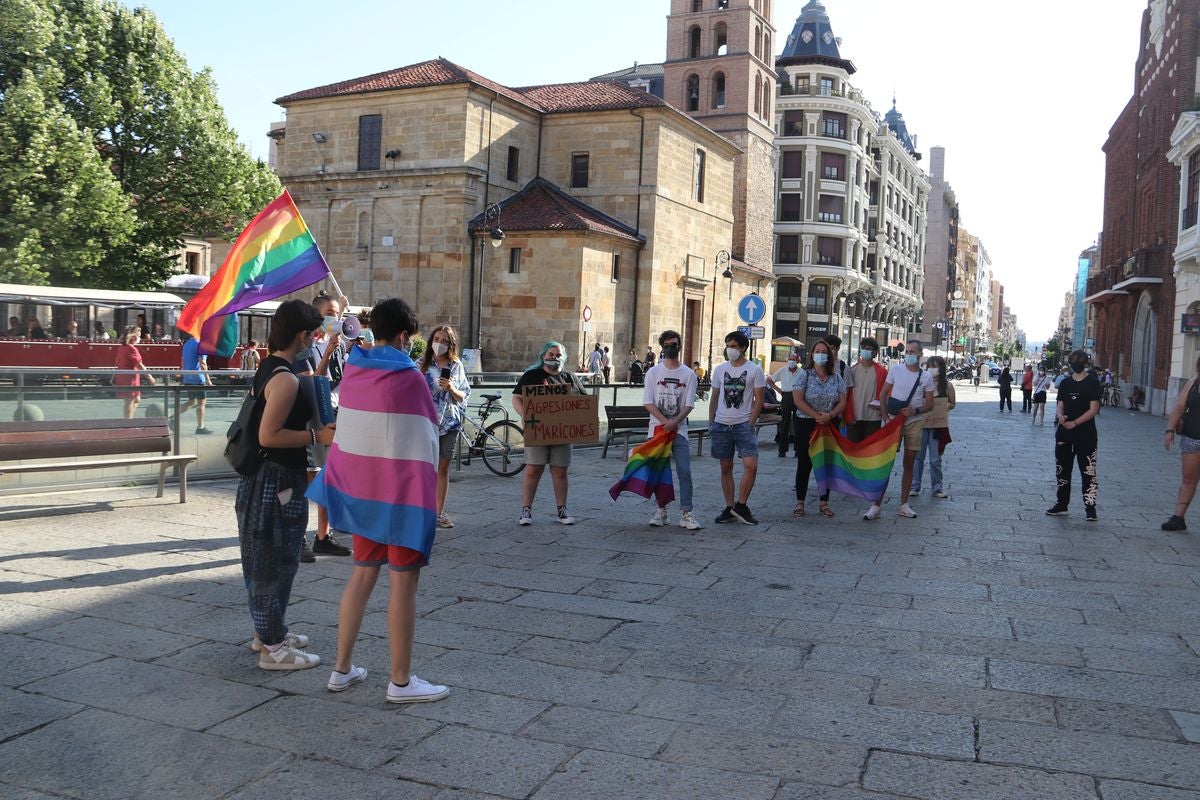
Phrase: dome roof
[
  {"left": 884, "top": 97, "right": 919, "bottom": 157},
  {"left": 777, "top": 0, "right": 855, "bottom": 73}
]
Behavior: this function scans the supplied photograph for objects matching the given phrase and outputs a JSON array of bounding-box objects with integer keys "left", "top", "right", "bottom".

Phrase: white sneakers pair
[
  {"left": 327, "top": 665, "right": 449, "bottom": 704},
  {"left": 251, "top": 632, "right": 321, "bottom": 671},
  {"left": 649, "top": 507, "right": 703, "bottom": 530},
  {"left": 862, "top": 503, "right": 918, "bottom": 520}
]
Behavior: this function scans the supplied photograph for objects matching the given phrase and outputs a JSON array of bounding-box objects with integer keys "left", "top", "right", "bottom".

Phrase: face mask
[
  {"left": 399, "top": 338, "right": 413, "bottom": 356},
  {"left": 1069, "top": 359, "right": 1087, "bottom": 373},
  {"left": 296, "top": 345, "right": 313, "bottom": 362},
  {"left": 905, "top": 354, "right": 919, "bottom": 367},
  {"left": 860, "top": 350, "right": 874, "bottom": 360},
  {"left": 725, "top": 347, "right": 741, "bottom": 361},
  {"left": 360, "top": 330, "right": 375, "bottom": 346},
  {"left": 813, "top": 353, "right": 829, "bottom": 366},
  {"left": 663, "top": 343, "right": 680, "bottom": 360},
  {"left": 432, "top": 342, "right": 449, "bottom": 357},
  {"left": 543, "top": 358, "right": 562, "bottom": 371},
  {"left": 787, "top": 359, "right": 798, "bottom": 370},
  {"left": 322, "top": 316, "right": 339, "bottom": 337}
]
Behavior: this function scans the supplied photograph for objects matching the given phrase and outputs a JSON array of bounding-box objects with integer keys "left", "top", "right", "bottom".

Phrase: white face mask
[
  {"left": 725, "top": 347, "right": 742, "bottom": 362},
  {"left": 432, "top": 342, "right": 449, "bottom": 357},
  {"left": 787, "top": 359, "right": 798, "bottom": 370}
]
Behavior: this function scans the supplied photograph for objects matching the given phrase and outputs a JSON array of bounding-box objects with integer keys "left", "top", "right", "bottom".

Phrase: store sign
[{"left": 1182, "top": 313, "right": 1200, "bottom": 334}]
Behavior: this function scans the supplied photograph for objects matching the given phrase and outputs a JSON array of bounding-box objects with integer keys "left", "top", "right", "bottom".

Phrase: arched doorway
[{"left": 1130, "top": 292, "right": 1156, "bottom": 401}]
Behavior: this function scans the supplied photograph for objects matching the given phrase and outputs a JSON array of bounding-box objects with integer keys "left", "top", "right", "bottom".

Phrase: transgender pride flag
[{"left": 306, "top": 345, "right": 438, "bottom": 562}]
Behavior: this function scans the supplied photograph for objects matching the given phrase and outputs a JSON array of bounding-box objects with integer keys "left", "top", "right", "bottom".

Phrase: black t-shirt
[
  {"left": 256, "top": 354, "right": 312, "bottom": 469},
  {"left": 514, "top": 367, "right": 572, "bottom": 397},
  {"left": 1057, "top": 373, "right": 1102, "bottom": 434}
]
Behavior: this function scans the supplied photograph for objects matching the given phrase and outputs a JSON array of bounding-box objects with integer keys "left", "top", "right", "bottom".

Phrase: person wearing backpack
[{"left": 236, "top": 300, "right": 335, "bottom": 671}]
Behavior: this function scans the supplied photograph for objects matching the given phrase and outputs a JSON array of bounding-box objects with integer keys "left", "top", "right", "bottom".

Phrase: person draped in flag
[
  {"left": 865, "top": 339, "right": 935, "bottom": 520},
  {"left": 307, "top": 298, "right": 449, "bottom": 704},
  {"left": 643, "top": 329, "right": 702, "bottom": 530},
  {"left": 792, "top": 340, "right": 847, "bottom": 518}
]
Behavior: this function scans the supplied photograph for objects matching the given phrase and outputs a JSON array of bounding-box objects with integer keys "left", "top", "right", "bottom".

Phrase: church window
[
  {"left": 693, "top": 149, "right": 706, "bottom": 203},
  {"left": 712, "top": 72, "right": 726, "bottom": 109},
  {"left": 689, "top": 26, "right": 701, "bottom": 58},
  {"left": 714, "top": 23, "right": 727, "bottom": 56},
  {"left": 692, "top": 0, "right": 702, "bottom": 9},
  {"left": 764, "top": 32, "right": 771, "bottom": 58},
  {"left": 762, "top": 80, "right": 771, "bottom": 118},
  {"left": 506, "top": 146, "right": 519, "bottom": 182},
  {"left": 611, "top": 253, "right": 621, "bottom": 282},
  {"left": 754, "top": 25, "right": 762, "bottom": 60},
  {"left": 357, "top": 114, "right": 382, "bottom": 171},
  {"left": 508, "top": 247, "right": 521, "bottom": 274},
  {"left": 754, "top": 74, "right": 762, "bottom": 114},
  {"left": 571, "top": 153, "right": 589, "bottom": 188},
  {"left": 685, "top": 74, "right": 700, "bottom": 111}
]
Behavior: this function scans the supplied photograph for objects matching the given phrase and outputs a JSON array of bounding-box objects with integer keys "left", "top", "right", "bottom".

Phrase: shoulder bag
[{"left": 886, "top": 370, "right": 923, "bottom": 417}]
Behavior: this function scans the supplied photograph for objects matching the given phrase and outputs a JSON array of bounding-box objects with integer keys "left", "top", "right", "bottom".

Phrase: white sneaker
[
  {"left": 649, "top": 507, "right": 668, "bottom": 527},
  {"left": 386, "top": 675, "right": 449, "bottom": 704},
  {"left": 258, "top": 644, "right": 321, "bottom": 671},
  {"left": 863, "top": 504, "right": 881, "bottom": 521},
  {"left": 556, "top": 507, "right": 576, "bottom": 525},
  {"left": 249, "top": 631, "right": 308, "bottom": 652},
  {"left": 897, "top": 503, "right": 918, "bottom": 518},
  {"left": 518, "top": 507, "right": 533, "bottom": 525},
  {"left": 932, "top": 490, "right": 949, "bottom": 499},
  {"left": 678, "top": 511, "right": 702, "bottom": 531},
  {"left": 326, "top": 665, "right": 367, "bottom": 692}
]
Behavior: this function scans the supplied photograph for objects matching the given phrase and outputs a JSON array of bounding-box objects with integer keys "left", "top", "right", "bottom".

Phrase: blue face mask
[
  {"left": 813, "top": 353, "right": 829, "bottom": 366},
  {"left": 296, "top": 345, "right": 313, "bottom": 362},
  {"left": 399, "top": 338, "right": 413, "bottom": 356},
  {"left": 860, "top": 350, "right": 874, "bottom": 360},
  {"left": 905, "top": 354, "right": 919, "bottom": 367}
]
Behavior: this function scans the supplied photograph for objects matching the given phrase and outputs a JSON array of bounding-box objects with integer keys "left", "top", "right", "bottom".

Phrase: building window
[
  {"left": 796, "top": 75, "right": 811, "bottom": 95},
  {"left": 692, "top": 0, "right": 702, "bottom": 10},
  {"left": 686, "top": 74, "right": 700, "bottom": 112},
  {"left": 819, "top": 77, "right": 834, "bottom": 96},
  {"left": 611, "top": 253, "right": 621, "bottom": 282},
  {"left": 754, "top": 74, "right": 761, "bottom": 114},
  {"left": 693, "top": 149, "right": 706, "bottom": 203},
  {"left": 714, "top": 23, "right": 727, "bottom": 56},
  {"left": 779, "top": 193, "right": 802, "bottom": 221},
  {"left": 781, "top": 150, "right": 803, "bottom": 178},
  {"left": 754, "top": 25, "right": 762, "bottom": 60},
  {"left": 712, "top": 72, "right": 726, "bottom": 109},
  {"left": 762, "top": 80, "right": 770, "bottom": 118},
  {"left": 818, "top": 195, "right": 844, "bottom": 224},
  {"left": 1187, "top": 153, "right": 1200, "bottom": 229},
  {"left": 806, "top": 283, "right": 828, "bottom": 314},
  {"left": 783, "top": 110, "right": 804, "bottom": 136},
  {"left": 777, "top": 234, "right": 799, "bottom": 264},
  {"left": 776, "top": 278, "right": 803, "bottom": 312},
  {"left": 357, "top": 114, "right": 382, "bottom": 171},
  {"left": 821, "top": 112, "right": 846, "bottom": 139},
  {"left": 508, "top": 247, "right": 521, "bottom": 274},
  {"left": 185, "top": 251, "right": 200, "bottom": 275},
  {"left": 506, "top": 146, "right": 519, "bottom": 182},
  {"left": 820, "top": 152, "right": 845, "bottom": 181},
  {"left": 816, "top": 236, "right": 842, "bottom": 266},
  {"left": 571, "top": 153, "right": 589, "bottom": 188},
  {"left": 764, "top": 32, "right": 771, "bottom": 59},
  {"left": 689, "top": 26, "right": 701, "bottom": 58}
]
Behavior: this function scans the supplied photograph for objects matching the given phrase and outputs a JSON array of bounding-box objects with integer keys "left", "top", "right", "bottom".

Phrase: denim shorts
[{"left": 710, "top": 421, "right": 758, "bottom": 460}]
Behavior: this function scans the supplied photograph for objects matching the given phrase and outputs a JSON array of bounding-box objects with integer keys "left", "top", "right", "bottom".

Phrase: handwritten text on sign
[{"left": 522, "top": 384, "right": 600, "bottom": 446}]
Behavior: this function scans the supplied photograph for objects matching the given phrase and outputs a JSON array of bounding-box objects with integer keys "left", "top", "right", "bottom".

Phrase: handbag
[
  {"left": 225, "top": 365, "right": 289, "bottom": 475},
  {"left": 886, "top": 370, "right": 923, "bottom": 416}
]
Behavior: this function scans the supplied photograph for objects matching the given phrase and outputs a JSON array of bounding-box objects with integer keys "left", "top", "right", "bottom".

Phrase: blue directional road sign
[{"left": 738, "top": 294, "right": 766, "bottom": 325}]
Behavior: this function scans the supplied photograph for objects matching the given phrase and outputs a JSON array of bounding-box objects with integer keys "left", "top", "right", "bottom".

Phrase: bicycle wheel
[
  {"left": 1111, "top": 389, "right": 1122, "bottom": 408},
  {"left": 480, "top": 420, "right": 525, "bottom": 477}
]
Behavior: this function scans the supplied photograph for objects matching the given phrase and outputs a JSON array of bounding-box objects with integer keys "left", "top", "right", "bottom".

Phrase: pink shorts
[{"left": 352, "top": 535, "right": 425, "bottom": 572}]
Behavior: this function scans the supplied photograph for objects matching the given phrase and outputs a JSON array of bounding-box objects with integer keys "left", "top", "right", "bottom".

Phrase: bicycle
[
  {"left": 454, "top": 393, "right": 525, "bottom": 477},
  {"left": 1102, "top": 384, "right": 1122, "bottom": 408}
]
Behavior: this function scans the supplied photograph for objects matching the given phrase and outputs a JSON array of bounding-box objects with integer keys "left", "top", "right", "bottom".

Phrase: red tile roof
[
  {"left": 275, "top": 59, "right": 667, "bottom": 114},
  {"left": 469, "top": 178, "right": 643, "bottom": 244}
]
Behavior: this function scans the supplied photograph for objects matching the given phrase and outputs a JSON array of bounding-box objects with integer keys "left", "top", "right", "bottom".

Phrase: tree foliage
[{"left": 0, "top": 0, "right": 280, "bottom": 289}]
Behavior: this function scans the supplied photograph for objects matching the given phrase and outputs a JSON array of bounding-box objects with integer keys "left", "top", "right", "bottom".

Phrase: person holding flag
[{"left": 643, "top": 330, "right": 701, "bottom": 530}]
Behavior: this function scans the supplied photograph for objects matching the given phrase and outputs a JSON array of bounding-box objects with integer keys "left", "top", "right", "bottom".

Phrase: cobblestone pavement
[{"left": 1, "top": 385, "right": 1198, "bottom": 800}]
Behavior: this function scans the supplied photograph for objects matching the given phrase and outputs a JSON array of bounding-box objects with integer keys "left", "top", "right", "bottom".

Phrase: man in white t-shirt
[
  {"left": 768, "top": 352, "right": 802, "bottom": 457},
  {"left": 708, "top": 331, "right": 765, "bottom": 524},
  {"left": 644, "top": 330, "right": 701, "bottom": 531},
  {"left": 865, "top": 338, "right": 935, "bottom": 521}
]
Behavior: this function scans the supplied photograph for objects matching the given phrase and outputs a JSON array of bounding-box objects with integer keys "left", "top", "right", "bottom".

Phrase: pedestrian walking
[
  {"left": 514, "top": 341, "right": 583, "bottom": 525},
  {"left": 601, "top": 346, "right": 612, "bottom": 384},
  {"left": 587, "top": 343, "right": 603, "bottom": 377},
  {"left": 791, "top": 340, "right": 847, "bottom": 518},
  {"left": 421, "top": 325, "right": 470, "bottom": 529},
  {"left": 865, "top": 339, "right": 934, "bottom": 520},
  {"left": 1162, "top": 354, "right": 1200, "bottom": 531},
  {"left": 998, "top": 366, "right": 1014, "bottom": 412},
  {"left": 1046, "top": 349, "right": 1101, "bottom": 521},
  {"left": 113, "top": 328, "right": 156, "bottom": 419},
  {"left": 1031, "top": 366, "right": 1053, "bottom": 426},
  {"left": 178, "top": 332, "right": 213, "bottom": 434},
  {"left": 912, "top": 355, "right": 955, "bottom": 498},
  {"left": 845, "top": 336, "right": 886, "bottom": 443},
  {"left": 307, "top": 297, "right": 448, "bottom": 703},
  {"left": 709, "top": 330, "right": 765, "bottom": 524},
  {"left": 768, "top": 352, "right": 802, "bottom": 457},
  {"left": 237, "top": 299, "right": 333, "bottom": 671},
  {"left": 1020, "top": 365, "right": 1034, "bottom": 413},
  {"left": 643, "top": 330, "right": 702, "bottom": 530}
]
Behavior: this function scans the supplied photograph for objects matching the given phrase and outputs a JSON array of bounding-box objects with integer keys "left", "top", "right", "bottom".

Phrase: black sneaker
[
  {"left": 732, "top": 502, "right": 758, "bottom": 525},
  {"left": 715, "top": 507, "right": 737, "bottom": 524},
  {"left": 313, "top": 532, "right": 351, "bottom": 556},
  {"left": 300, "top": 537, "right": 316, "bottom": 563},
  {"left": 1045, "top": 504, "right": 1069, "bottom": 516},
  {"left": 1162, "top": 515, "right": 1187, "bottom": 531},
  {"left": 195, "top": 427, "right": 214, "bottom": 435},
  {"left": 1085, "top": 506, "right": 1098, "bottom": 523}
]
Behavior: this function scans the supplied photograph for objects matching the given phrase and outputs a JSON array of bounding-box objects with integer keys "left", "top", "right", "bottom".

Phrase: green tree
[{"left": 0, "top": 0, "right": 280, "bottom": 289}]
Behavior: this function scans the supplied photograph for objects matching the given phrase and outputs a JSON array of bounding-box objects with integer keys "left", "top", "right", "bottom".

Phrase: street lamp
[
  {"left": 707, "top": 249, "right": 732, "bottom": 377},
  {"left": 475, "top": 203, "right": 504, "bottom": 349}
]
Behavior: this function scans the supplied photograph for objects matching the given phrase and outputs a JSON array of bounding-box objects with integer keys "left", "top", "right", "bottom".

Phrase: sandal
[
  {"left": 793, "top": 501, "right": 805, "bottom": 517},
  {"left": 819, "top": 503, "right": 835, "bottom": 518}
]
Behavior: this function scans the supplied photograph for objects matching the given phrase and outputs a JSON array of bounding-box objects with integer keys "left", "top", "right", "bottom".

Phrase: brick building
[{"left": 1088, "top": 0, "right": 1198, "bottom": 415}]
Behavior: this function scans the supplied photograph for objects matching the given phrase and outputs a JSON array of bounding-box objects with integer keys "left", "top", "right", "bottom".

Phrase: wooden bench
[{"left": 0, "top": 418, "right": 197, "bottom": 502}]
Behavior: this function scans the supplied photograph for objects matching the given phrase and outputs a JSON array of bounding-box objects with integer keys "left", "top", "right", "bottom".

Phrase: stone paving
[{"left": 1, "top": 385, "right": 1198, "bottom": 799}]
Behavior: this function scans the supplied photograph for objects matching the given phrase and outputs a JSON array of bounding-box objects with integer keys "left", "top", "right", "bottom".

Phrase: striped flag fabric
[
  {"left": 608, "top": 429, "right": 676, "bottom": 506},
  {"left": 306, "top": 345, "right": 439, "bottom": 562},
  {"left": 810, "top": 415, "right": 904, "bottom": 504}
]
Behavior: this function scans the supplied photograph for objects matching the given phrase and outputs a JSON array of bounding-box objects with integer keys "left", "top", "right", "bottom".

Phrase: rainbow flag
[
  {"left": 810, "top": 416, "right": 904, "bottom": 504},
  {"left": 306, "top": 345, "right": 439, "bottom": 562},
  {"left": 178, "top": 190, "right": 331, "bottom": 357},
  {"left": 609, "top": 429, "right": 676, "bottom": 506}
]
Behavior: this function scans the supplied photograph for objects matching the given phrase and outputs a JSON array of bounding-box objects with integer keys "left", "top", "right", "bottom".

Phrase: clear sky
[{"left": 145, "top": 0, "right": 1148, "bottom": 340}]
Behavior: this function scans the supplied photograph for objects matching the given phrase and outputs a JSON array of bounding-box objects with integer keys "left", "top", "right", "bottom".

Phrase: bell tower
[{"left": 663, "top": 0, "right": 777, "bottom": 271}]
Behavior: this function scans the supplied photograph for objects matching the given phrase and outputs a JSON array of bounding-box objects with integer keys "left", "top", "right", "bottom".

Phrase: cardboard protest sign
[{"left": 521, "top": 384, "right": 600, "bottom": 446}]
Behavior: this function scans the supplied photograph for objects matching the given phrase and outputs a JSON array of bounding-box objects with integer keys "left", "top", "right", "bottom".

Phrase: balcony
[{"left": 1084, "top": 245, "right": 1169, "bottom": 303}]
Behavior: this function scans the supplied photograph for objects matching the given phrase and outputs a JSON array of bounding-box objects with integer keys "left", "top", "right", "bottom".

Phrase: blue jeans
[
  {"left": 912, "top": 427, "right": 943, "bottom": 493},
  {"left": 664, "top": 432, "right": 693, "bottom": 512}
]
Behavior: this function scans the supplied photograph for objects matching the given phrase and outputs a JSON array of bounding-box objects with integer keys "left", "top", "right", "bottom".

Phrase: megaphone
[{"left": 323, "top": 315, "right": 362, "bottom": 339}]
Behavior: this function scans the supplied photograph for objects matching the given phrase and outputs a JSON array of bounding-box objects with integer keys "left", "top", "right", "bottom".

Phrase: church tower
[{"left": 663, "top": 0, "right": 777, "bottom": 271}]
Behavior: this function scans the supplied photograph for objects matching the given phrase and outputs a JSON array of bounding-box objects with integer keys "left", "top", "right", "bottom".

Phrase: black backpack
[{"left": 225, "top": 365, "right": 289, "bottom": 475}]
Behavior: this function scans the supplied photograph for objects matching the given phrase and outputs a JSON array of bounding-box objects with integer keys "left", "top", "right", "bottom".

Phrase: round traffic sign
[
  {"left": 738, "top": 294, "right": 766, "bottom": 325},
  {"left": 582, "top": 305, "right": 592, "bottom": 322}
]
